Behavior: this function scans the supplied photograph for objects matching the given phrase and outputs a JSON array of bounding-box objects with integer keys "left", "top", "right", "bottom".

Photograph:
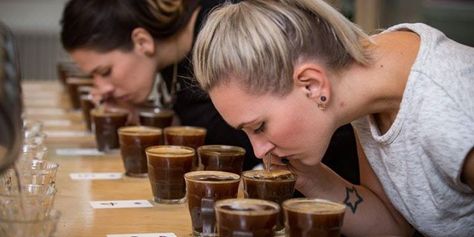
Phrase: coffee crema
[
  {"left": 146, "top": 145, "right": 194, "bottom": 156},
  {"left": 215, "top": 198, "right": 280, "bottom": 237},
  {"left": 283, "top": 198, "right": 346, "bottom": 237},
  {"left": 118, "top": 126, "right": 162, "bottom": 136}
]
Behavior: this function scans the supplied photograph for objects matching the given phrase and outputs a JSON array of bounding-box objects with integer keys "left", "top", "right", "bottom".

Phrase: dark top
[{"left": 161, "top": 0, "right": 360, "bottom": 184}]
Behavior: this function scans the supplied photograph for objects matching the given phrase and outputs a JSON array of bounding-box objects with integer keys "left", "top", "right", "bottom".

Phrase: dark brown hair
[{"left": 60, "top": 0, "right": 199, "bottom": 52}]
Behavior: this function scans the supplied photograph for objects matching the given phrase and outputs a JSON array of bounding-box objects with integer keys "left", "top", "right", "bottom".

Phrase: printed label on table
[
  {"left": 107, "top": 233, "right": 177, "bottom": 237},
  {"left": 70, "top": 172, "right": 123, "bottom": 180},
  {"left": 46, "top": 131, "right": 89, "bottom": 138},
  {"left": 26, "top": 108, "right": 66, "bottom": 115},
  {"left": 56, "top": 148, "right": 103, "bottom": 156},
  {"left": 90, "top": 200, "right": 153, "bottom": 209},
  {"left": 43, "top": 120, "right": 72, "bottom": 127}
]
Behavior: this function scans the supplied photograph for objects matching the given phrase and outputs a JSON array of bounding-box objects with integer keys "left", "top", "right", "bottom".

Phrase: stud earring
[{"left": 318, "top": 96, "right": 327, "bottom": 110}]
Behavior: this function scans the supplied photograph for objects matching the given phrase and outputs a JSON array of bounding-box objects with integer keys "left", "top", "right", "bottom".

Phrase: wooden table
[{"left": 22, "top": 81, "right": 193, "bottom": 237}]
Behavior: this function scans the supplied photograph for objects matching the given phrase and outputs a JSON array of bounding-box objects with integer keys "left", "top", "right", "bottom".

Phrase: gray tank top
[{"left": 352, "top": 23, "right": 474, "bottom": 237}]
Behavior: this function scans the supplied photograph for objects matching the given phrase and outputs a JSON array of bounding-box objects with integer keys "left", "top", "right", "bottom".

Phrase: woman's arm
[
  {"left": 461, "top": 148, "right": 474, "bottom": 190},
  {"left": 291, "top": 136, "right": 413, "bottom": 237}
]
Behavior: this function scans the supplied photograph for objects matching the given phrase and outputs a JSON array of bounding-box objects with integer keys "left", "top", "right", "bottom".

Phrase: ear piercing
[{"left": 318, "top": 95, "right": 327, "bottom": 110}]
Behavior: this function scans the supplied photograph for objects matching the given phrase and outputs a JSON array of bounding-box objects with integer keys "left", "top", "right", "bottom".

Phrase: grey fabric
[{"left": 352, "top": 23, "right": 474, "bottom": 237}]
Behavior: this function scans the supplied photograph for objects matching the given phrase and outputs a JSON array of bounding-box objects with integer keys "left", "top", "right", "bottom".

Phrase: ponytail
[{"left": 193, "top": 0, "right": 373, "bottom": 95}]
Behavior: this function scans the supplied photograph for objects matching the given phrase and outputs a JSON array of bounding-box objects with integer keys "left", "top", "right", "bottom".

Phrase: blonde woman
[{"left": 193, "top": 0, "right": 474, "bottom": 236}]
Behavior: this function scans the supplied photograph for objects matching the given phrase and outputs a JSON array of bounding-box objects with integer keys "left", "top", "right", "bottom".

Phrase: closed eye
[{"left": 253, "top": 122, "right": 265, "bottom": 134}]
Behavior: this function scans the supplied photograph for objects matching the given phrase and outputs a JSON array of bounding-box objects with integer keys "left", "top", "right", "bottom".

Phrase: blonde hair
[{"left": 193, "top": 0, "right": 373, "bottom": 95}]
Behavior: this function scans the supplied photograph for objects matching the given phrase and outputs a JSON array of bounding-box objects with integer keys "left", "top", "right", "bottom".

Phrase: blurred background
[{"left": 0, "top": 0, "right": 473, "bottom": 81}]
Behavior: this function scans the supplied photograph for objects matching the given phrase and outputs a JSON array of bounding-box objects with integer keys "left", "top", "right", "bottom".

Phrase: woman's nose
[
  {"left": 93, "top": 77, "right": 114, "bottom": 100},
  {"left": 248, "top": 134, "right": 275, "bottom": 159}
]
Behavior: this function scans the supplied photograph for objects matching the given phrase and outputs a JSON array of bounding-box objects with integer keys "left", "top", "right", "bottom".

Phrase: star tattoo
[{"left": 343, "top": 186, "right": 363, "bottom": 214}]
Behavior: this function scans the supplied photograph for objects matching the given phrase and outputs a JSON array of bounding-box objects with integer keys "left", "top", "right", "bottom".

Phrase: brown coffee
[
  {"left": 118, "top": 126, "right": 163, "bottom": 177},
  {"left": 215, "top": 198, "right": 280, "bottom": 237},
  {"left": 164, "top": 126, "right": 207, "bottom": 149},
  {"left": 242, "top": 169, "right": 296, "bottom": 233},
  {"left": 164, "top": 126, "right": 206, "bottom": 169},
  {"left": 91, "top": 108, "right": 128, "bottom": 152},
  {"left": 146, "top": 145, "right": 194, "bottom": 203},
  {"left": 80, "top": 95, "right": 94, "bottom": 131},
  {"left": 198, "top": 145, "right": 246, "bottom": 174},
  {"left": 65, "top": 78, "right": 93, "bottom": 110},
  {"left": 283, "top": 198, "right": 346, "bottom": 237},
  {"left": 185, "top": 171, "right": 241, "bottom": 236},
  {"left": 139, "top": 109, "right": 174, "bottom": 129}
]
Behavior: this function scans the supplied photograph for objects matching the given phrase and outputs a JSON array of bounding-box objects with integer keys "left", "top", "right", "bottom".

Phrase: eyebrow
[
  {"left": 236, "top": 119, "right": 258, "bottom": 130},
  {"left": 88, "top": 66, "right": 106, "bottom": 75}
]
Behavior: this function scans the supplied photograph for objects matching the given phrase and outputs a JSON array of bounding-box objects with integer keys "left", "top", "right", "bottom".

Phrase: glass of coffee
[
  {"left": 65, "top": 78, "right": 93, "bottom": 110},
  {"left": 283, "top": 198, "right": 346, "bottom": 237},
  {"left": 215, "top": 198, "right": 280, "bottom": 237},
  {"left": 145, "top": 145, "right": 194, "bottom": 204},
  {"left": 164, "top": 126, "right": 207, "bottom": 169},
  {"left": 91, "top": 108, "right": 128, "bottom": 152},
  {"left": 139, "top": 108, "right": 174, "bottom": 129},
  {"left": 184, "top": 171, "right": 241, "bottom": 237},
  {"left": 118, "top": 126, "right": 163, "bottom": 177},
  {"left": 197, "top": 145, "right": 246, "bottom": 175},
  {"left": 242, "top": 169, "right": 296, "bottom": 234},
  {"left": 79, "top": 94, "right": 95, "bottom": 131}
]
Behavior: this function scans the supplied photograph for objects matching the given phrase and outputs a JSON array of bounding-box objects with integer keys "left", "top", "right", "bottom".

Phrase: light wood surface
[{"left": 22, "top": 80, "right": 193, "bottom": 237}]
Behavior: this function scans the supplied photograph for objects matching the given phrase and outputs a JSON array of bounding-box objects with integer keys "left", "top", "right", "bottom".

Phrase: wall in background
[{"left": 0, "top": 0, "right": 69, "bottom": 80}]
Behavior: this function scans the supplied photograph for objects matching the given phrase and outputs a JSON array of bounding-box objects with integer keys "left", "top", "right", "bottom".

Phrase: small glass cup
[
  {"left": 118, "top": 126, "right": 163, "bottom": 177},
  {"left": 0, "top": 209, "right": 61, "bottom": 237},
  {"left": 22, "top": 144, "right": 48, "bottom": 160},
  {"left": 91, "top": 108, "right": 128, "bottom": 152},
  {"left": 79, "top": 94, "right": 95, "bottom": 131},
  {"left": 65, "top": 77, "right": 93, "bottom": 110},
  {"left": 198, "top": 145, "right": 246, "bottom": 175},
  {"left": 0, "top": 184, "right": 57, "bottom": 220},
  {"left": 15, "top": 160, "right": 59, "bottom": 186},
  {"left": 139, "top": 108, "right": 174, "bottom": 129},
  {"left": 145, "top": 145, "right": 195, "bottom": 204},
  {"left": 242, "top": 169, "right": 296, "bottom": 235},
  {"left": 283, "top": 198, "right": 346, "bottom": 237},
  {"left": 215, "top": 198, "right": 280, "bottom": 237},
  {"left": 185, "top": 170, "right": 241, "bottom": 236},
  {"left": 164, "top": 126, "right": 206, "bottom": 169}
]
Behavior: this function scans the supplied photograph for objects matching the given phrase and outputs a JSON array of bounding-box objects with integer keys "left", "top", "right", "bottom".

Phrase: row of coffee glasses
[{"left": 0, "top": 119, "right": 60, "bottom": 237}]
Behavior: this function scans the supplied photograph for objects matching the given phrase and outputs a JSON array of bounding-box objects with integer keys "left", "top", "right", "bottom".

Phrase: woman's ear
[
  {"left": 293, "top": 62, "right": 331, "bottom": 108},
  {"left": 131, "top": 28, "right": 156, "bottom": 57}
]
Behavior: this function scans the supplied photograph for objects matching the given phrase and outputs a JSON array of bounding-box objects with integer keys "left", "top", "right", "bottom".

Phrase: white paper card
[
  {"left": 43, "top": 120, "right": 72, "bottom": 127},
  {"left": 90, "top": 200, "right": 153, "bottom": 209},
  {"left": 46, "top": 131, "right": 89, "bottom": 138},
  {"left": 107, "top": 233, "right": 177, "bottom": 237},
  {"left": 70, "top": 173, "right": 123, "bottom": 180},
  {"left": 56, "top": 148, "right": 103, "bottom": 156}
]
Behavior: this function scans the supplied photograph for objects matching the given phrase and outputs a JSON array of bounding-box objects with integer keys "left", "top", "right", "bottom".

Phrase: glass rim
[
  {"left": 282, "top": 198, "right": 346, "bottom": 214},
  {"left": 241, "top": 169, "right": 296, "bottom": 181},
  {"left": 145, "top": 145, "right": 195, "bottom": 157},
  {"left": 163, "top": 126, "right": 207, "bottom": 135},
  {"left": 118, "top": 126, "right": 162, "bottom": 135},
  {"left": 215, "top": 198, "right": 280, "bottom": 215},
  {"left": 197, "top": 145, "right": 246, "bottom": 155},
  {"left": 184, "top": 170, "right": 241, "bottom": 183}
]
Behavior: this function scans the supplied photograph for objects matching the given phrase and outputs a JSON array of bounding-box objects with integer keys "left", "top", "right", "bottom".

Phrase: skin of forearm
[{"left": 296, "top": 164, "right": 412, "bottom": 237}]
